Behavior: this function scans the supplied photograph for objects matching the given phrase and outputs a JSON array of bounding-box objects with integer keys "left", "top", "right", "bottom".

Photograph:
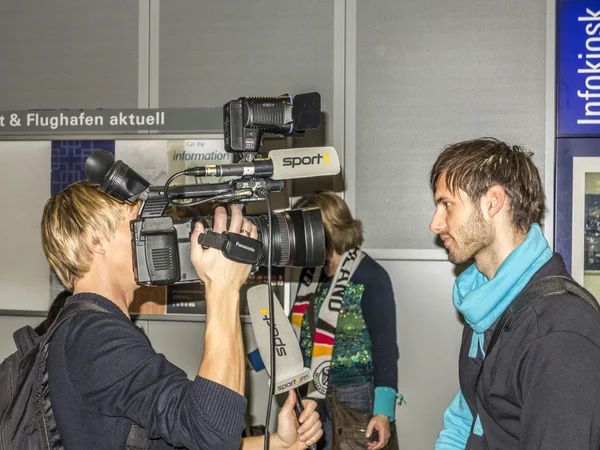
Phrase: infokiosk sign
[{"left": 558, "top": 0, "right": 600, "bottom": 136}]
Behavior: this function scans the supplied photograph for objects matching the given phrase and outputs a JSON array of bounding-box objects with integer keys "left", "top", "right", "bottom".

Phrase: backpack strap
[
  {"left": 42, "top": 301, "right": 109, "bottom": 344},
  {"left": 13, "top": 326, "right": 39, "bottom": 357},
  {"left": 487, "top": 275, "right": 600, "bottom": 358},
  {"left": 469, "top": 274, "right": 600, "bottom": 436},
  {"left": 547, "top": 275, "right": 600, "bottom": 313},
  {"left": 41, "top": 301, "right": 152, "bottom": 450},
  {"left": 35, "top": 301, "right": 110, "bottom": 449}
]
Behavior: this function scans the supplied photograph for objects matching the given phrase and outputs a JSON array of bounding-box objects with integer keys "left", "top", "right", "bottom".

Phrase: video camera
[{"left": 85, "top": 92, "right": 340, "bottom": 287}]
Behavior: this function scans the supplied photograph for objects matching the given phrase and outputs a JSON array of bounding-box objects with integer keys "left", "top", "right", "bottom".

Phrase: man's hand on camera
[
  {"left": 272, "top": 390, "right": 323, "bottom": 450},
  {"left": 193, "top": 205, "right": 254, "bottom": 394},
  {"left": 190, "top": 204, "right": 257, "bottom": 293}
]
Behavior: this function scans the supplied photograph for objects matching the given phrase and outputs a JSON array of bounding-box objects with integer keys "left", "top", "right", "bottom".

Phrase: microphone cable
[
  {"left": 257, "top": 192, "right": 317, "bottom": 450},
  {"left": 263, "top": 195, "right": 275, "bottom": 450}
]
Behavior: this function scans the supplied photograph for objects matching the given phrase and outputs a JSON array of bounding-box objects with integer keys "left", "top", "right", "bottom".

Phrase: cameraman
[{"left": 40, "top": 180, "right": 322, "bottom": 450}]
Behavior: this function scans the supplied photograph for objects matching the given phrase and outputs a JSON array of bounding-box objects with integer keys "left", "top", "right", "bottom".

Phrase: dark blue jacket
[
  {"left": 48, "top": 293, "right": 247, "bottom": 450},
  {"left": 459, "top": 254, "right": 600, "bottom": 449}
]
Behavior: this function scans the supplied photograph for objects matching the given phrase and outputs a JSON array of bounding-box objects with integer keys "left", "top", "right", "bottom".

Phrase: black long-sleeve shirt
[
  {"left": 358, "top": 256, "right": 399, "bottom": 390},
  {"left": 47, "top": 293, "right": 247, "bottom": 450}
]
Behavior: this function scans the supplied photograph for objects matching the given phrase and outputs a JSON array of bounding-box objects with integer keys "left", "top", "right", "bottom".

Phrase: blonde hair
[
  {"left": 294, "top": 190, "right": 363, "bottom": 257},
  {"left": 41, "top": 181, "right": 138, "bottom": 290}
]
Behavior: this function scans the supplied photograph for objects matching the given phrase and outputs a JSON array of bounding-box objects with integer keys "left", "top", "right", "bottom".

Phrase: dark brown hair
[
  {"left": 430, "top": 137, "right": 544, "bottom": 233},
  {"left": 294, "top": 190, "right": 363, "bottom": 257}
]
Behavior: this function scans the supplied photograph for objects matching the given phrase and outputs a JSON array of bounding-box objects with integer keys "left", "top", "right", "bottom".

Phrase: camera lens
[{"left": 248, "top": 207, "right": 325, "bottom": 267}]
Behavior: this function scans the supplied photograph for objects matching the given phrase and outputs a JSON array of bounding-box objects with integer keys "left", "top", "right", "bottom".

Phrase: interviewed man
[
  {"left": 430, "top": 138, "right": 600, "bottom": 449},
  {"left": 40, "top": 180, "right": 322, "bottom": 450}
]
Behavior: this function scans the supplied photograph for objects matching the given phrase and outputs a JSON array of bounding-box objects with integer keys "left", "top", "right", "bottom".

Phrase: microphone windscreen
[
  {"left": 247, "top": 285, "right": 306, "bottom": 380},
  {"left": 292, "top": 92, "right": 321, "bottom": 131},
  {"left": 269, "top": 147, "right": 340, "bottom": 180}
]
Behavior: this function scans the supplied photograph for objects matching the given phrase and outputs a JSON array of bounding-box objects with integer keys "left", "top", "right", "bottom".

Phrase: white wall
[
  {"left": 0, "top": 142, "right": 51, "bottom": 310},
  {"left": 379, "top": 259, "right": 464, "bottom": 448}
]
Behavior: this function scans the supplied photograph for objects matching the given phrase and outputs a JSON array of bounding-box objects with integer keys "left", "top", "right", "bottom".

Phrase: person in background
[{"left": 291, "top": 190, "right": 400, "bottom": 450}]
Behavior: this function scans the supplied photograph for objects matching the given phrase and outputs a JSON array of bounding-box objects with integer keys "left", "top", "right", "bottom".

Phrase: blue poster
[
  {"left": 51, "top": 140, "right": 114, "bottom": 195},
  {"left": 558, "top": 0, "right": 600, "bottom": 136}
]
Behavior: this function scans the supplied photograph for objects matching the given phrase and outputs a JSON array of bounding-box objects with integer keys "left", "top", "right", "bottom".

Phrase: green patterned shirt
[{"left": 300, "top": 280, "right": 375, "bottom": 386}]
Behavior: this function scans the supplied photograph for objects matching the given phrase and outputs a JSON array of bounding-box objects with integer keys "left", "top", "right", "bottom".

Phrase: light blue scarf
[
  {"left": 435, "top": 224, "right": 553, "bottom": 446},
  {"left": 453, "top": 223, "right": 553, "bottom": 336}
]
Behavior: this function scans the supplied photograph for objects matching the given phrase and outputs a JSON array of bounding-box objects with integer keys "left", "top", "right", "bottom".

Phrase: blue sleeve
[
  {"left": 373, "top": 386, "right": 399, "bottom": 420},
  {"left": 434, "top": 390, "right": 473, "bottom": 450}
]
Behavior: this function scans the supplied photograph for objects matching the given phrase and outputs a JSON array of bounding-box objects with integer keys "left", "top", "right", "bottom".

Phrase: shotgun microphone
[{"left": 182, "top": 146, "right": 340, "bottom": 180}]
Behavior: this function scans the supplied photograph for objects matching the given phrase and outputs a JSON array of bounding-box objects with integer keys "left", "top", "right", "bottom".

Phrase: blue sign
[
  {"left": 558, "top": 1, "right": 600, "bottom": 136},
  {"left": 51, "top": 140, "right": 115, "bottom": 195}
]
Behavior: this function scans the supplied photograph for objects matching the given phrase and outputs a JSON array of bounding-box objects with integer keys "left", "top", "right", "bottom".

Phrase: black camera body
[
  {"left": 132, "top": 211, "right": 196, "bottom": 286},
  {"left": 131, "top": 212, "right": 264, "bottom": 286},
  {"left": 85, "top": 92, "right": 328, "bottom": 287},
  {"left": 128, "top": 186, "right": 325, "bottom": 286}
]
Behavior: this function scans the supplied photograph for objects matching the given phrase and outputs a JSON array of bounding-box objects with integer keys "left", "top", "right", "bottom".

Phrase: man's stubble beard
[{"left": 448, "top": 207, "right": 494, "bottom": 265}]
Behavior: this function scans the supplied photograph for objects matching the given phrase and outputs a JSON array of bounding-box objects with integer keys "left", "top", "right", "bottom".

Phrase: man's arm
[
  {"left": 61, "top": 312, "right": 247, "bottom": 450},
  {"left": 434, "top": 390, "right": 473, "bottom": 450},
  {"left": 197, "top": 283, "right": 244, "bottom": 394},
  {"left": 518, "top": 332, "right": 600, "bottom": 450},
  {"left": 191, "top": 205, "right": 256, "bottom": 395}
]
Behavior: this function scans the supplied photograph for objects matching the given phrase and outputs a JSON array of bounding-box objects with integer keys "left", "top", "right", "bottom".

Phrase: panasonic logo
[{"left": 235, "top": 241, "right": 255, "bottom": 252}]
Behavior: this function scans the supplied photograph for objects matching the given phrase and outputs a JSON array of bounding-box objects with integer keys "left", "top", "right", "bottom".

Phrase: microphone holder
[{"left": 153, "top": 178, "right": 285, "bottom": 216}]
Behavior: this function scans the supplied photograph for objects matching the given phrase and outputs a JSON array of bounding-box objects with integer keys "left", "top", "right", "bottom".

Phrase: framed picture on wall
[
  {"left": 571, "top": 156, "right": 600, "bottom": 301},
  {"left": 555, "top": 138, "right": 600, "bottom": 302}
]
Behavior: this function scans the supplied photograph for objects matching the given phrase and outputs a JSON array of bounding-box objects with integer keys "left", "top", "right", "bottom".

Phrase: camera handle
[{"left": 198, "top": 230, "right": 263, "bottom": 265}]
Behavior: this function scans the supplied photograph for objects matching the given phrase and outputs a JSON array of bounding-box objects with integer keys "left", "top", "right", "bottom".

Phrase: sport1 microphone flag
[
  {"left": 247, "top": 285, "right": 312, "bottom": 394},
  {"left": 247, "top": 285, "right": 318, "bottom": 450}
]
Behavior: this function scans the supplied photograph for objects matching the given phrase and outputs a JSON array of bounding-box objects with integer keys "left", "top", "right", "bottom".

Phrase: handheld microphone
[
  {"left": 247, "top": 285, "right": 318, "bottom": 450},
  {"left": 183, "top": 147, "right": 340, "bottom": 181}
]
